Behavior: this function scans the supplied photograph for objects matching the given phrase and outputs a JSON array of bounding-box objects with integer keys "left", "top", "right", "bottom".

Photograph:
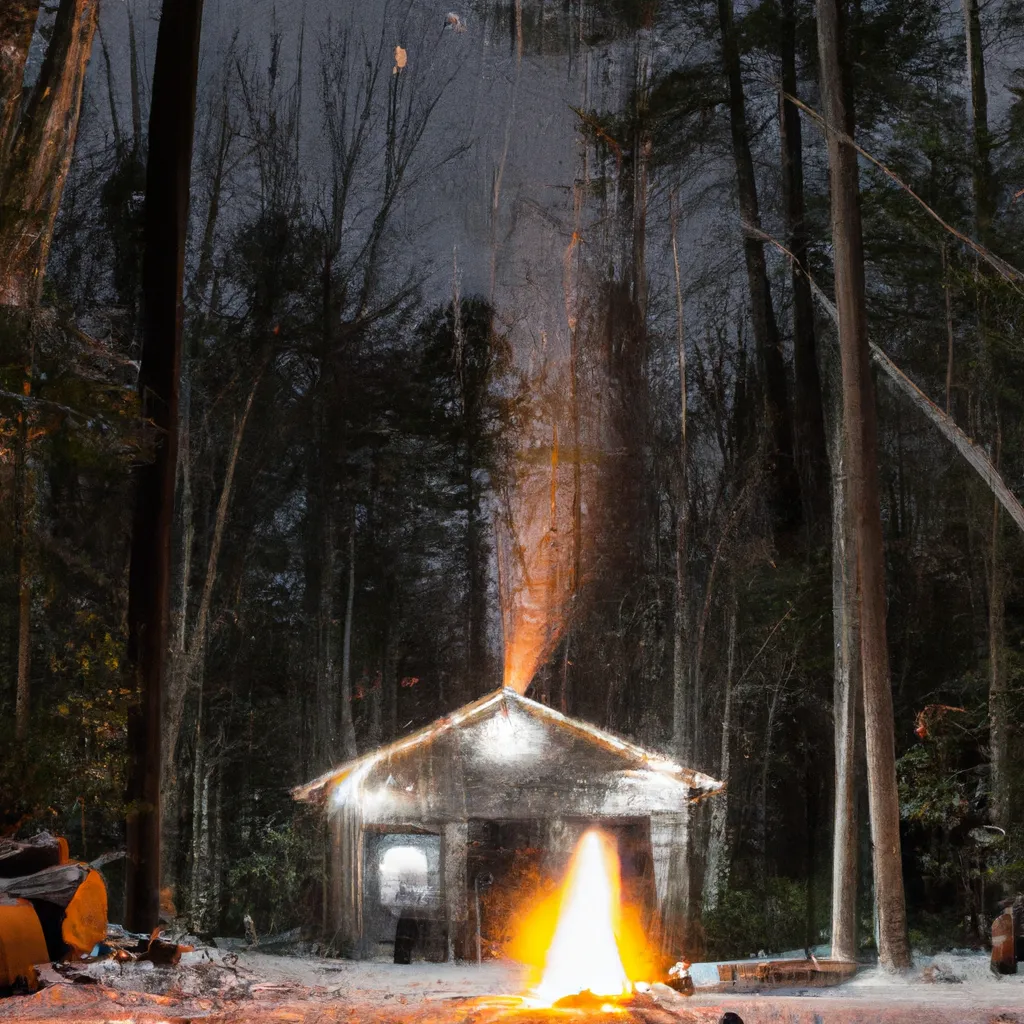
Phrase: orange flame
[
  {"left": 495, "top": 827, "right": 647, "bottom": 1003},
  {"left": 499, "top": 423, "right": 572, "bottom": 695}
]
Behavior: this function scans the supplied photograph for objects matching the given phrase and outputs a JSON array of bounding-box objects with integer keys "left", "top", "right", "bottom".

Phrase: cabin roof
[{"left": 291, "top": 687, "right": 722, "bottom": 810}]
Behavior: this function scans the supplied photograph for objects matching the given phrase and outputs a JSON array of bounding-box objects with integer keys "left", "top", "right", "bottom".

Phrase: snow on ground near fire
[{"left": 0, "top": 951, "right": 1022, "bottom": 1023}]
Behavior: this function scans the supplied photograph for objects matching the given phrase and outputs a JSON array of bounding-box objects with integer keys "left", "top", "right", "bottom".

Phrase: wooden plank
[{"left": 442, "top": 821, "right": 468, "bottom": 962}]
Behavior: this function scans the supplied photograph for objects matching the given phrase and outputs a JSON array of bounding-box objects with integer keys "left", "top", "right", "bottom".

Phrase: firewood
[{"left": 0, "top": 832, "right": 68, "bottom": 878}]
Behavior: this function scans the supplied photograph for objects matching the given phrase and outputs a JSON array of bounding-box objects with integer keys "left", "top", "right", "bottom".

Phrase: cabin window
[{"left": 378, "top": 840, "right": 439, "bottom": 908}]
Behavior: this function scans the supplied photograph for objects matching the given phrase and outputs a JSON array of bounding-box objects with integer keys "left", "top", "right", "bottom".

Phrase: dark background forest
[{"left": 2, "top": 0, "right": 1023, "bottom": 962}]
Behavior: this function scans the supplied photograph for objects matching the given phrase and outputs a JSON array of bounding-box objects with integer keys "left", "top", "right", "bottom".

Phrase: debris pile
[
  {"left": 0, "top": 832, "right": 105, "bottom": 993},
  {"left": 0, "top": 832, "right": 195, "bottom": 998}
]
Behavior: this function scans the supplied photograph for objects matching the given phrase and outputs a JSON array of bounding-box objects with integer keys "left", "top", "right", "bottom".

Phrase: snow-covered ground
[{"left": 1, "top": 950, "right": 1021, "bottom": 1023}]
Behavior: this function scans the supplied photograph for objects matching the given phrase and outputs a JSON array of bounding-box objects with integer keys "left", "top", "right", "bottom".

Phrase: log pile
[{"left": 714, "top": 958, "right": 857, "bottom": 991}]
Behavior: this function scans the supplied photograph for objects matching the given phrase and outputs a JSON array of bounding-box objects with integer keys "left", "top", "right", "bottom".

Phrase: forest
[{"left": 1, "top": 0, "right": 1023, "bottom": 974}]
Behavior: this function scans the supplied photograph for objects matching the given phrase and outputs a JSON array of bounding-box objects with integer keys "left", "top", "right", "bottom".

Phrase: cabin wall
[
  {"left": 329, "top": 803, "right": 365, "bottom": 955},
  {"left": 650, "top": 809, "right": 690, "bottom": 955}
]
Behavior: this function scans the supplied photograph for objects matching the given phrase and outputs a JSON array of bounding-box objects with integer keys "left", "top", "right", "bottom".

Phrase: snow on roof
[{"left": 291, "top": 687, "right": 722, "bottom": 809}]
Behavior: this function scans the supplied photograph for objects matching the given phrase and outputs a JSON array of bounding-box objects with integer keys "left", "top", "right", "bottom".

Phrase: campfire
[{"left": 520, "top": 830, "right": 641, "bottom": 1010}]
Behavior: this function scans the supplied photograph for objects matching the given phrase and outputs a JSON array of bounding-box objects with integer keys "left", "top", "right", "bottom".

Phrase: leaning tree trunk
[
  {"left": 125, "top": 0, "right": 204, "bottom": 934},
  {"left": 816, "top": 0, "right": 910, "bottom": 971}
]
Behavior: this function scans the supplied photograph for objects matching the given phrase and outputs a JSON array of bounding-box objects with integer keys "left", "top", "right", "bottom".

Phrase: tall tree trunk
[
  {"left": 702, "top": 598, "right": 736, "bottom": 912},
  {"left": 12, "top": 340, "right": 33, "bottom": 742},
  {"left": 125, "top": 0, "right": 204, "bottom": 934},
  {"left": 962, "top": 0, "right": 993, "bottom": 242},
  {"left": 339, "top": 513, "right": 358, "bottom": 759},
  {"left": 988, "top": 430, "right": 1009, "bottom": 826},
  {"left": 465, "top": 450, "right": 486, "bottom": 692},
  {"left": 188, "top": 669, "right": 209, "bottom": 932},
  {"left": 127, "top": 0, "right": 143, "bottom": 153},
  {"left": 670, "top": 190, "right": 689, "bottom": 764},
  {"left": 827, "top": 346, "right": 861, "bottom": 963},
  {"left": 315, "top": 493, "right": 338, "bottom": 767},
  {"left": 816, "top": 0, "right": 910, "bottom": 971},
  {"left": 960, "top": 0, "right": 1007, "bottom": 832},
  {"left": 779, "top": 0, "right": 827, "bottom": 521},
  {"left": 717, "top": 0, "right": 797, "bottom": 531},
  {"left": 0, "top": 0, "right": 98, "bottom": 307}
]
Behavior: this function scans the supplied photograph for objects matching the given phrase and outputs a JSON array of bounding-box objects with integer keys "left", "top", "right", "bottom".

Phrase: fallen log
[
  {"left": 0, "top": 832, "right": 68, "bottom": 878},
  {"left": 0, "top": 863, "right": 107, "bottom": 960}
]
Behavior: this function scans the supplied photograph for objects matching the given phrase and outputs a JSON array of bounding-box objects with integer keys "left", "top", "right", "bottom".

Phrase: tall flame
[
  {"left": 498, "top": 423, "right": 573, "bottom": 694},
  {"left": 531, "top": 831, "right": 632, "bottom": 1005}
]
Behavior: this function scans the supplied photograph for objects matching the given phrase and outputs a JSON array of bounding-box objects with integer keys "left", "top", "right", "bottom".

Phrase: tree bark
[
  {"left": 0, "top": 0, "right": 98, "bottom": 307},
  {"left": 0, "top": 2, "right": 41, "bottom": 167},
  {"left": 827, "top": 337, "right": 861, "bottom": 962},
  {"left": 717, "top": 0, "right": 797, "bottom": 531},
  {"left": 816, "top": 0, "right": 910, "bottom": 971},
  {"left": 125, "top": 0, "right": 204, "bottom": 934}
]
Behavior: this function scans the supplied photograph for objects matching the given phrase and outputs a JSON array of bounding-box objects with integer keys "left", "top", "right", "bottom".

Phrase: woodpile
[
  {"left": 714, "top": 958, "right": 857, "bottom": 991},
  {"left": 0, "top": 832, "right": 196, "bottom": 998}
]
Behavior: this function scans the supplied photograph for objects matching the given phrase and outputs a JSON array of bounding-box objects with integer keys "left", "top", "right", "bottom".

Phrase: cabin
[{"left": 292, "top": 687, "right": 722, "bottom": 961}]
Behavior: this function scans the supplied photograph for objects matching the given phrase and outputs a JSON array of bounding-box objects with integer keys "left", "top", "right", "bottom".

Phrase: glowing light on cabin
[{"left": 530, "top": 830, "right": 632, "bottom": 1005}]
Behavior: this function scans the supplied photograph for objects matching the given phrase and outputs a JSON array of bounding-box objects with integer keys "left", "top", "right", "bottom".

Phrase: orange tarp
[{"left": 0, "top": 897, "right": 48, "bottom": 991}]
